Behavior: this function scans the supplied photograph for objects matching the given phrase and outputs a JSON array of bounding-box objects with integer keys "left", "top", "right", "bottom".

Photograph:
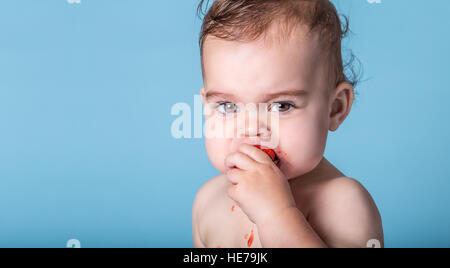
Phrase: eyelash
[
  {"left": 214, "top": 102, "right": 296, "bottom": 114},
  {"left": 270, "top": 102, "right": 296, "bottom": 113}
]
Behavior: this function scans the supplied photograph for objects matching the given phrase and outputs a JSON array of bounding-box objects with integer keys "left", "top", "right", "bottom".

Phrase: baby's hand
[{"left": 225, "top": 143, "right": 297, "bottom": 225}]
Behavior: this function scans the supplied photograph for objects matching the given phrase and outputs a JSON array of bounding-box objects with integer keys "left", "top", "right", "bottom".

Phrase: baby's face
[{"left": 201, "top": 27, "right": 334, "bottom": 180}]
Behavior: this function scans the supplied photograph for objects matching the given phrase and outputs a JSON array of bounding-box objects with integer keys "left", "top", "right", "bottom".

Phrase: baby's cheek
[
  {"left": 279, "top": 117, "right": 328, "bottom": 178},
  {"left": 205, "top": 137, "right": 229, "bottom": 173}
]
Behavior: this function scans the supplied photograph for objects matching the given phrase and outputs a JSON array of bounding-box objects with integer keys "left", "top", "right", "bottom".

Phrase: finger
[
  {"left": 226, "top": 168, "right": 243, "bottom": 185},
  {"left": 225, "top": 151, "right": 258, "bottom": 171},
  {"left": 227, "top": 184, "right": 239, "bottom": 202},
  {"left": 238, "top": 143, "right": 273, "bottom": 164}
]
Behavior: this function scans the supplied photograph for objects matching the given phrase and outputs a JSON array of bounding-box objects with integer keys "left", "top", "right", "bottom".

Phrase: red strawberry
[{"left": 254, "top": 145, "right": 279, "bottom": 165}]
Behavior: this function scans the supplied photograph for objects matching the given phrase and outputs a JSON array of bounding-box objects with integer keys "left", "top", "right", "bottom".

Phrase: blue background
[{"left": 0, "top": 0, "right": 449, "bottom": 248}]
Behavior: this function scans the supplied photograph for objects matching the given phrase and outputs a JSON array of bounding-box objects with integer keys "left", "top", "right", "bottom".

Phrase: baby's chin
[{"left": 281, "top": 156, "right": 324, "bottom": 181}]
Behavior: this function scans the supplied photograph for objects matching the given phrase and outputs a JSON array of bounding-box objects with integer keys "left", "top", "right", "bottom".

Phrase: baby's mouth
[{"left": 254, "top": 145, "right": 280, "bottom": 166}]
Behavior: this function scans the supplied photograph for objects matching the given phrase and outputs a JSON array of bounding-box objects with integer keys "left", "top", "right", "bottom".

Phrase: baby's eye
[
  {"left": 269, "top": 102, "right": 294, "bottom": 113},
  {"left": 216, "top": 102, "right": 240, "bottom": 114}
]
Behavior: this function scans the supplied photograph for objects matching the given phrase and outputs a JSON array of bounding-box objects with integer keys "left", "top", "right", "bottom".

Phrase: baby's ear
[{"left": 328, "top": 82, "right": 354, "bottom": 132}]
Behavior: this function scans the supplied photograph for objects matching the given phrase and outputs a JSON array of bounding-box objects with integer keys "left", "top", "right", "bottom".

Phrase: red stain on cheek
[
  {"left": 231, "top": 205, "right": 235, "bottom": 212},
  {"left": 247, "top": 229, "right": 254, "bottom": 247},
  {"left": 276, "top": 150, "right": 289, "bottom": 161}
]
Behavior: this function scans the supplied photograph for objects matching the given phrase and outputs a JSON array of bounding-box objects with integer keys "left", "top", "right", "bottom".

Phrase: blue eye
[
  {"left": 270, "top": 102, "right": 294, "bottom": 113},
  {"left": 216, "top": 102, "right": 240, "bottom": 114}
]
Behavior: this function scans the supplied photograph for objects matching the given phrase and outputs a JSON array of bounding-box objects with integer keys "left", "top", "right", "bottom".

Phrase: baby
[{"left": 192, "top": 0, "right": 384, "bottom": 248}]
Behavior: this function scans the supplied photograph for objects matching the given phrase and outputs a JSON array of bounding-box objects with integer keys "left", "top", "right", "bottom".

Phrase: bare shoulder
[
  {"left": 308, "top": 177, "right": 384, "bottom": 248},
  {"left": 192, "top": 174, "right": 228, "bottom": 247},
  {"left": 192, "top": 174, "right": 228, "bottom": 215}
]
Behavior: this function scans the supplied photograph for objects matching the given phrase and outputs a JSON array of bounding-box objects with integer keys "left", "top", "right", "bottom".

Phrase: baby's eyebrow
[
  {"left": 205, "top": 89, "right": 308, "bottom": 102},
  {"left": 263, "top": 89, "right": 308, "bottom": 100},
  {"left": 205, "top": 91, "right": 237, "bottom": 101}
]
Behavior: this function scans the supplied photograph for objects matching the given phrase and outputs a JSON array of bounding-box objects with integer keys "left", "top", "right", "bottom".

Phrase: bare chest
[{"left": 204, "top": 204, "right": 263, "bottom": 248}]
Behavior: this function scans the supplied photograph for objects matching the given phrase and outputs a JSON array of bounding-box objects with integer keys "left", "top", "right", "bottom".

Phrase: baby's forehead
[{"left": 203, "top": 27, "right": 327, "bottom": 96}]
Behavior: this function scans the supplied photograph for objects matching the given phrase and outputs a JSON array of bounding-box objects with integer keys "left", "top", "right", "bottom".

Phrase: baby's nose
[
  {"left": 240, "top": 126, "right": 271, "bottom": 138},
  {"left": 238, "top": 108, "right": 271, "bottom": 138}
]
